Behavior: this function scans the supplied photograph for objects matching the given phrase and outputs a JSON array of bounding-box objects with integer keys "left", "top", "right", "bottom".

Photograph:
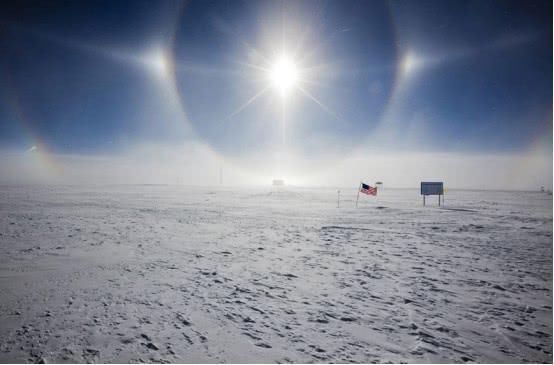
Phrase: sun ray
[
  {"left": 295, "top": 75, "right": 329, "bottom": 89},
  {"left": 235, "top": 61, "right": 271, "bottom": 74},
  {"left": 290, "top": 3, "right": 327, "bottom": 62},
  {"left": 210, "top": 15, "right": 274, "bottom": 68},
  {"left": 296, "top": 85, "right": 343, "bottom": 122},
  {"left": 227, "top": 85, "right": 271, "bottom": 120},
  {"left": 239, "top": 40, "right": 274, "bottom": 68}
]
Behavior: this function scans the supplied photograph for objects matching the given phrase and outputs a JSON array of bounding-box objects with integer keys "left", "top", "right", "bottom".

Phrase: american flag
[{"left": 360, "top": 182, "right": 377, "bottom": 196}]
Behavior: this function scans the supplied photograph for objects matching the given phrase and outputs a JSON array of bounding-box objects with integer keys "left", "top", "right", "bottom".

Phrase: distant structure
[
  {"left": 375, "top": 181, "right": 383, "bottom": 190},
  {"left": 421, "top": 181, "right": 444, "bottom": 206},
  {"left": 272, "top": 179, "right": 285, "bottom": 186}
]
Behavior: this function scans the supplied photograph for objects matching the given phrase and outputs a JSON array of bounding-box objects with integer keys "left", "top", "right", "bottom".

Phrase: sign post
[
  {"left": 355, "top": 182, "right": 361, "bottom": 208},
  {"left": 337, "top": 190, "right": 341, "bottom": 208},
  {"left": 421, "top": 182, "right": 444, "bottom": 207}
]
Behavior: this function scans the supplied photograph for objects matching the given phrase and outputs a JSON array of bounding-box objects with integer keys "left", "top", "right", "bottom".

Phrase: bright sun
[{"left": 269, "top": 55, "right": 298, "bottom": 96}]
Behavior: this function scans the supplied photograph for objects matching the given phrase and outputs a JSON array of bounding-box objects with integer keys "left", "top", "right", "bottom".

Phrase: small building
[{"left": 272, "top": 179, "right": 285, "bottom": 186}]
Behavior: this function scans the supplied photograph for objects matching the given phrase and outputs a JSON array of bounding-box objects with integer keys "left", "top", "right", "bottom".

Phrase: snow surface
[{"left": 0, "top": 185, "right": 551, "bottom": 363}]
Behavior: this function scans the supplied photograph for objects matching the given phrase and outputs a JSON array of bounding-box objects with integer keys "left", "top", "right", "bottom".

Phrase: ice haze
[{"left": 0, "top": 140, "right": 551, "bottom": 190}]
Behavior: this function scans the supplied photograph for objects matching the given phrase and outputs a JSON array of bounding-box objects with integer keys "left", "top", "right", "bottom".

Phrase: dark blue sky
[{"left": 0, "top": 0, "right": 551, "bottom": 157}]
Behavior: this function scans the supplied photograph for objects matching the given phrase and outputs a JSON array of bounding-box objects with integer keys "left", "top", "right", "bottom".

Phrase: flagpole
[{"left": 356, "top": 181, "right": 361, "bottom": 208}]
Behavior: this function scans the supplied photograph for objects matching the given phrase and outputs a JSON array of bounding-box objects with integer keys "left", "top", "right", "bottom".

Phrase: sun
[{"left": 269, "top": 55, "right": 299, "bottom": 96}]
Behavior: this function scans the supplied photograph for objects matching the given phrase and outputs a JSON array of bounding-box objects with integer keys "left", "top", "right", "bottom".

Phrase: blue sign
[{"left": 421, "top": 182, "right": 444, "bottom": 195}]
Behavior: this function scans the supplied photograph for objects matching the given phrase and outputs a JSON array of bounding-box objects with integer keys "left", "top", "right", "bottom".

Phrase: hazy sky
[{"left": 0, "top": 0, "right": 552, "bottom": 188}]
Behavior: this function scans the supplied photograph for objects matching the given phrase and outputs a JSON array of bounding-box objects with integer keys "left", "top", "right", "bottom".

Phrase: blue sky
[{"left": 0, "top": 0, "right": 551, "bottom": 160}]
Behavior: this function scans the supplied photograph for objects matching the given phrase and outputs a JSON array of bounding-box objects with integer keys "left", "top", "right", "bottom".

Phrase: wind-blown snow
[{"left": 0, "top": 185, "right": 551, "bottom": 363}]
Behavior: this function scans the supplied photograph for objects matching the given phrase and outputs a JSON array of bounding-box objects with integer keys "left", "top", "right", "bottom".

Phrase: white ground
[{"left": 0, "top": 185, "right": 551, "bottom": 363}]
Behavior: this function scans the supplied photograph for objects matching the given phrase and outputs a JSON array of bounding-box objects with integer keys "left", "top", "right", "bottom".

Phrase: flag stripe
[{"left": 360, "top": 183, "right": 377, "bottom": 196}]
